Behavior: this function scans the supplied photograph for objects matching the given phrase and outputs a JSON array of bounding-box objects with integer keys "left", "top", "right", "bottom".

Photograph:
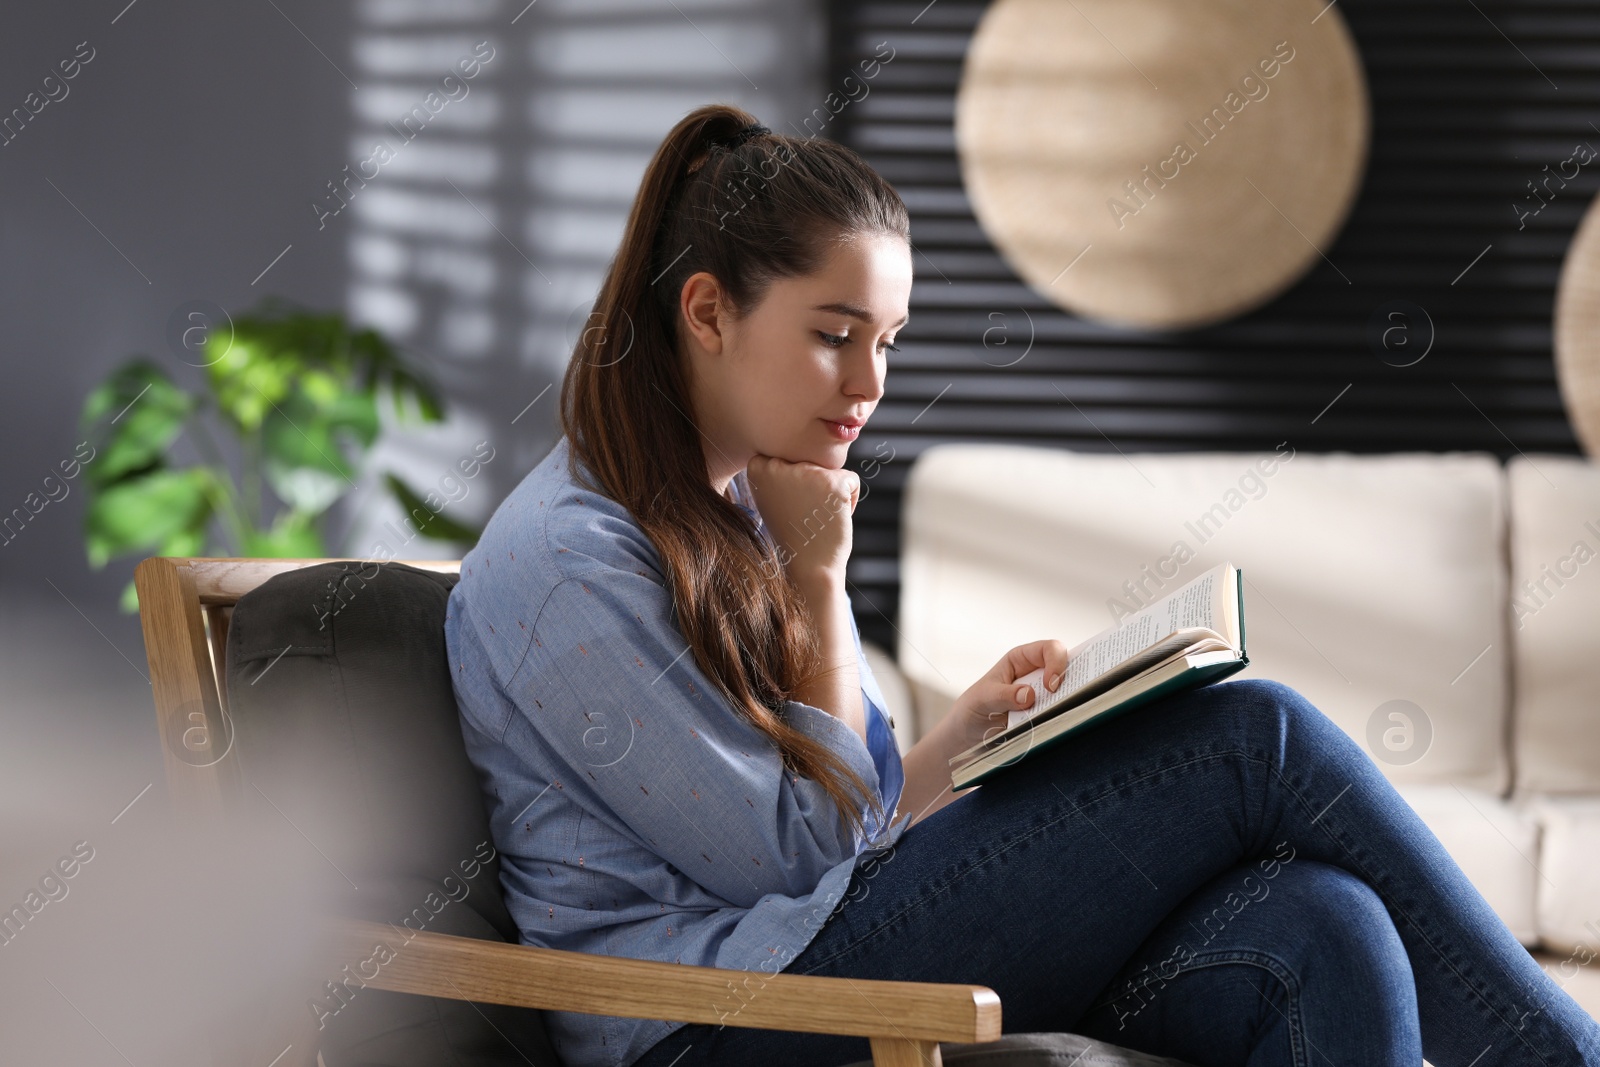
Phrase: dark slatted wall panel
[{"left": 830, "top": 0, "right": 1595, "bottom": 651}]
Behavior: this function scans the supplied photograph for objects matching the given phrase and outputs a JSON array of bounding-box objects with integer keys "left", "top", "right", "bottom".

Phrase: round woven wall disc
[
  {"left": 1555, "top": 190, "right": 1600, "bottom": 458},
  {"left": 956, "top": 0, "right": 1370, "bottom": 330}
]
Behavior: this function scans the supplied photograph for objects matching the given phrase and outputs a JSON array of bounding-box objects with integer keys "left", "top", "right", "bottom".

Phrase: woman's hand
[
  {"left": 947, "top": 639, "right": 1072, "bottom": 749},
  {"left": 744, "top": 454, "right": 859, "bottom": 587}
]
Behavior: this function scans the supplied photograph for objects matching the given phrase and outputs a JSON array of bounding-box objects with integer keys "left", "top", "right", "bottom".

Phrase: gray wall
[
  {"left": 0, "top": 0, "right": 825, "bottom": 743},
  {"left": 0, "top": 1, "right": 351, "bottom": 606},
  {"left": 1, "top": 0, "right": 825, "bottom": 1058},
  {"left": 0, "top": 0, "right": 356, "bottom": 827},
  {"left": 2, "top": 0, "right": 825, "bottom": 606}
]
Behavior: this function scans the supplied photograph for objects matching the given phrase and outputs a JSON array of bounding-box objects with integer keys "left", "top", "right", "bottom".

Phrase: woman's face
[{"left": 681, "top": 232, "right": 913, "bottom": 489}]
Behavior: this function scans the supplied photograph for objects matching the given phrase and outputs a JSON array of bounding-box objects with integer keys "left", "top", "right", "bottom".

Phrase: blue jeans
[{"left": 631, "top": 679, "right": 1600, "bottom": 1067}]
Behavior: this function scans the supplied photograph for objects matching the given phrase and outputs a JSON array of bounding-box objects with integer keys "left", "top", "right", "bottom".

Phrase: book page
[
  {"left": 1055, "top": 564, "right": 1226, "bottom": 698},
  {"left": 1002, "top": 633, "right": 1231, "bottom": 734},
  {"left": 946, "top": 563, "right": 1240, "bottom": 767}
]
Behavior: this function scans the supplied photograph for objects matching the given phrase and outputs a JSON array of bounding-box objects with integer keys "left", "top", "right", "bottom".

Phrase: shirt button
[{"left": 889, "top": 713, "right": 896, "bottom": 730}]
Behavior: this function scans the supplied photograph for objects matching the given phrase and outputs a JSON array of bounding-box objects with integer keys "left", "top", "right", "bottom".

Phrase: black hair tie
[{"left": 720, "top": 122, "right": 770, "bottom": 150}]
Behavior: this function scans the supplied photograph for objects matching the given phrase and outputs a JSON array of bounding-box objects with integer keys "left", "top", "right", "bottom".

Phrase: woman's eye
[{"left": 819, "top": 331, "right": 900, "bottom": 352}]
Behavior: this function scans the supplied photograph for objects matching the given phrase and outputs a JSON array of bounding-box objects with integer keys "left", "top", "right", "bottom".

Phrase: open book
[{"left": 947, "top": 561, "right": 1248, "bottom": 790}]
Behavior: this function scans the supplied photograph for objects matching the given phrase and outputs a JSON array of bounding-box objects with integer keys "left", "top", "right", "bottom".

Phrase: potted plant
[{"left": 79, "top": 297, "right": 483, "bottom": 612}]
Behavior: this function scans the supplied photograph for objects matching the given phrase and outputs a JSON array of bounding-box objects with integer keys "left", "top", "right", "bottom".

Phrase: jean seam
[{"left": 1090, "top": 950, "right": 1309, "bottom": 1067}]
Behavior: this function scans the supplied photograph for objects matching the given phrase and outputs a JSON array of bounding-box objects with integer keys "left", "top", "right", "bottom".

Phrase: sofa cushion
[
  {"left": 899, "top": 445, "right": 1511, "bottom": 793},
  {"left": 1507, "top": 454, "right": 1600, "bottom": 793},
  {"left": 1523, "top": 795, "right": 1600, "bottom": 954},
  {"left": 225, "top": 560, "right": 558, "bottom": 1066}
]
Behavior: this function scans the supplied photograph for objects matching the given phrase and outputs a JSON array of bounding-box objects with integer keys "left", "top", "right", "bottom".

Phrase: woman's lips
[{"left": 820, "top": 418, "right": 862, "bottom": 442}]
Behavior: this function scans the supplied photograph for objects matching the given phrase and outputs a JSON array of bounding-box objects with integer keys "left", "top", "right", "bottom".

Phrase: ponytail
[{"left": 559, "top": 104, "right": 909, "bottom": 847}]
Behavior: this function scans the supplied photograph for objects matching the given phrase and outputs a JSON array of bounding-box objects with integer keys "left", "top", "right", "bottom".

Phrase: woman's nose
[{"left": 853, "top": 355, "right": 886, "bottom": 404}]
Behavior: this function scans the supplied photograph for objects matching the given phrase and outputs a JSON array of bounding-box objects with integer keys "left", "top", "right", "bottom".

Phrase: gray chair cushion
[
  {"left": 226, "top": 560, "right": 559, "bottom": 1067},
  {"left": 841, "top": 1032, "right": 1195, "bottom": 1066}
]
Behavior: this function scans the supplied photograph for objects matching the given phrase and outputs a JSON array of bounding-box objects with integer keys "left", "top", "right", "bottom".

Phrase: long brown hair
[{"left": 558, "top": 104, "right": 910, "bottom": 846}]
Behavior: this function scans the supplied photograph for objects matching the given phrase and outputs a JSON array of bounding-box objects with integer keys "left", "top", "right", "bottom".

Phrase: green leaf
[
  {"left": 78, "top": 360, "right": 193, "bottom": 487},
  {"left": 158, "top": 524, "right": 211, "bottom": 558},
  {"left": 84, "top": 468, "right": 214, "bottom": 569},
  {"left": 385, "top": 364, "right": 447, "bottom": 424},
  {"left": 259, "top": 387, "right": 376, "bottom": 514},
  {"left": 206, "top": 334, "right": 295, "bottom": 434},
  {"left": 347, "top": 326, "right": 445, "bottom": 425},
  {"left": 207, "top": 300, "right": 446, "bottom": 438},
  {"left": 241, "top": 509, "right": 326, "bottom": 558},
  {"left": 385, "top": 472, "right": 483, "bottom": 545},
  {"left": 300, "top": 367, "right": 342, "bottom": 407}
]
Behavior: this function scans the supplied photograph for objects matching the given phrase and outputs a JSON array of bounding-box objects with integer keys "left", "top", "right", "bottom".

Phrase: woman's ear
[{"left": 679, "top": 271, "right": 726, "bottom": 356}]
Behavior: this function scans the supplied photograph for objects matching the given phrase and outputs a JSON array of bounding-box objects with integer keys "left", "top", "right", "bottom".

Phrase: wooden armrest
[{"left": 327, "top": 917, "right": 1001, "bottom": 1052}]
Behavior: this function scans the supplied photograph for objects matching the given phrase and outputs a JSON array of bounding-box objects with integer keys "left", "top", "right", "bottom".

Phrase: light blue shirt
[{"left": 444, "top": 435, "right": 910, "bottom": 1067}]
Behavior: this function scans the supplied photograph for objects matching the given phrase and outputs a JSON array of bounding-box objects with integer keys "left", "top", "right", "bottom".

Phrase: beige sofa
[{"left": 860, "top": 445, "right": 1600, "bottom": 1018}]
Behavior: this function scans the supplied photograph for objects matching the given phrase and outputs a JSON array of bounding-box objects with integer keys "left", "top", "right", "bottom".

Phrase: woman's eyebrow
[{"left": 812, "top": 302, "right": 910, "bottom": 329}]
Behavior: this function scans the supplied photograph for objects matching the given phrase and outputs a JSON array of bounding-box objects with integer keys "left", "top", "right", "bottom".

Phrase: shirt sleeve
[{"left": 498, "top": 563, "right": 883, "bottom": 907}]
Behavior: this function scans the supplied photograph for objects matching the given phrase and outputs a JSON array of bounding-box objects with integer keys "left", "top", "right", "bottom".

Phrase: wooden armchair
[{"left": 134, "top": 556, "right": 1002, "bottom": 1067}]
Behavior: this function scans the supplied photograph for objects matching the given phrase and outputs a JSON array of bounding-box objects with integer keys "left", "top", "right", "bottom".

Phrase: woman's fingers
[
  {"left": 999, "top": 639, "right": 1070, "bottom": 689},
  {"left": 963, "top": 640, "right": 1074, "bottom": 732},
  {"left": 973, "top": 673, "right": 1030, "bottom": 715},
  {"left": 1040, "top": 639, "right": 1070, "bottom": 691},
  {"left": 745, "top": 454, "right": 857, "bottom": 580}
]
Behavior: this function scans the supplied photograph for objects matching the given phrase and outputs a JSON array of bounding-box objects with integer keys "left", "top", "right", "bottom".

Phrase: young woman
[{"left": 444, "top": 104, "right": 1599, "bottom": 1067}]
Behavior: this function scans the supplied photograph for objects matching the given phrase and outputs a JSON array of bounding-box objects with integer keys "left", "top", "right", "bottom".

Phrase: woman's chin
[
  {"left": 759, "top": 440, "right": 848, "bottom": 469},
  {"left": 813, "top": 443, "right": 852, "bottom": 468}
]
